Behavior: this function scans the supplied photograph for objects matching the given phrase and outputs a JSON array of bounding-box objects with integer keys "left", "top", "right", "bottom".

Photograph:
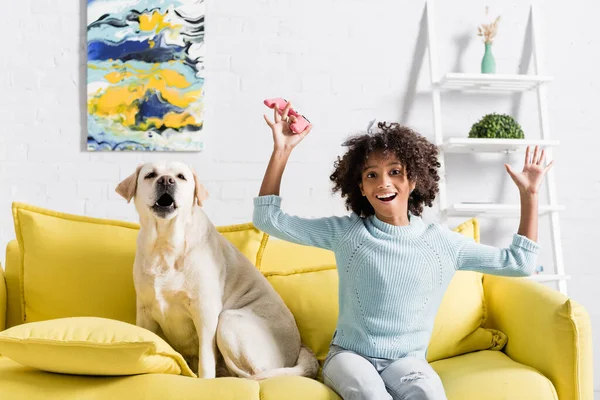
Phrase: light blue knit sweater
[{"left": 252, "top": 195, "right": 539, "bottom": 360}]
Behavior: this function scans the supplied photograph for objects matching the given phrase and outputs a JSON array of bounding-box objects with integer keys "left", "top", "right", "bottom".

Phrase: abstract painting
[{"left": 87, "top": 0, "right": 205, "bottom": 151}]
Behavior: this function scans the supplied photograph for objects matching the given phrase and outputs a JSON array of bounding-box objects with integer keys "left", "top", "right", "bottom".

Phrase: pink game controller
[{"left": 264, "top": 98, "right": 311, "bottom": 134}]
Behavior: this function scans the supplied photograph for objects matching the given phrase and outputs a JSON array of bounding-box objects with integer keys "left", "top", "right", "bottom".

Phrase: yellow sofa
[{"left": 0, "top": 202, "right": 593, "bottom": 400}]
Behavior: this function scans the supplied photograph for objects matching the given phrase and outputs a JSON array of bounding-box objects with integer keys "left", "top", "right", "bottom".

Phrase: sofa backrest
[
  {"left": 5, "top": 202, "right": 507, "bottom": 365},
  {"left": 5, "top": 202, "right": 267, "bottom": 327}
]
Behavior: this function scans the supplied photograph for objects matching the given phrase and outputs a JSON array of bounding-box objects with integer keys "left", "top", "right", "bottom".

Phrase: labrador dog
[{"left": 115, "top": 161, "right": 318, "bottom": 380}]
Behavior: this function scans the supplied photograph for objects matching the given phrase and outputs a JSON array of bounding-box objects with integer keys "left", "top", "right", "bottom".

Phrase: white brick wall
[{"left": 1, "top": 0, "right": 599, "bottom": 392}]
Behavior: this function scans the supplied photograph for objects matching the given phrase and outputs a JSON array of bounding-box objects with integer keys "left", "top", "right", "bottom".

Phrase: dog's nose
[{"left": 157, "top": 175, "right": 175, "bottom": 186}]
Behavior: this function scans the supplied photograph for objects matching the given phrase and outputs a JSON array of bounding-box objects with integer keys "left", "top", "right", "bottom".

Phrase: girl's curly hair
[{"left": 329, "top": 122, "right": 441, "bottom": 217}]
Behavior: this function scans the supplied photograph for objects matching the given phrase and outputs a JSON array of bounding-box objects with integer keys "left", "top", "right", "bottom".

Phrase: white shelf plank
[
  {"left": 444, "top": 203, "right": 565, "bottom": 218},
  {"left": 527, "top": 274, "right": 570, "bottom": 283},
  {"left": 438, "top": 73, "right": 554, "bottom": 93},
  {"left": 442, "top": 138, "right": 560, "bottom": 153}
]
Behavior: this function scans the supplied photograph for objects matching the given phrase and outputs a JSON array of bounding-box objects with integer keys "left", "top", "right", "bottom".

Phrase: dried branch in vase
[{"left": 477, "top": 7, "right": 500, "bottom": 44}]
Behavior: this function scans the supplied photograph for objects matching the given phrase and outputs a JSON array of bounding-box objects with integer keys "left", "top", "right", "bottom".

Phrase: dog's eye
[
  {"left": 144, "top": 172, "right": 157, "bottom": 180},
  {"left": 177, "top": 174, "right": 186, "bottom": 181}
]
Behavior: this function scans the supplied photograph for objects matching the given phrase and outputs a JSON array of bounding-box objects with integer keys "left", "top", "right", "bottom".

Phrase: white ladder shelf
[{"left": 425, "top": 1, "right": 568, "bottom": 295}]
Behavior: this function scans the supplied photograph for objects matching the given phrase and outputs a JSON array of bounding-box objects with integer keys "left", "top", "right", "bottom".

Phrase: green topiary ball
[{"left": 468, "top": 113, "right": 525, "bottom": 139}]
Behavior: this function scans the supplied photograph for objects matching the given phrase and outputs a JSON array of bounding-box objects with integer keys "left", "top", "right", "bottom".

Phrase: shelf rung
[
  {"left": 441, "top": 138, "right": 560, "bottom": 153},
  {"left": 444, "top": 203, "right": 564, "bottom": 218},
  {"left": 438, "top": 73, "right": 554, "bottom": 93},
  {"left": 526, "top": 274, "right": 570, "bottom": 283}
]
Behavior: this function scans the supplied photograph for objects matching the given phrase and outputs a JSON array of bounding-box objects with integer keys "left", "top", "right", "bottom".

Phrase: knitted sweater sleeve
[
  {"left": 445, "top": 229, "right": 540, "bottom": 276},
  {"left": 252, "top": 195, "right": 354, "bottom": 251}
]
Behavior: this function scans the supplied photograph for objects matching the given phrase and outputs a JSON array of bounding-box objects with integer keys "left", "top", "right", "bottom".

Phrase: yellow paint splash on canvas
[
  {"left": 139, "top": 112, "right": 199, "bottom": 130},
  {"left": 88, "top": 66, "right": 202, "bottom": 128},
  {"left": 139, "top": 10, "right": 180, "bottom": 33},
  {"left": 88, "top": 85, "right": 142, "bottom": 126}
]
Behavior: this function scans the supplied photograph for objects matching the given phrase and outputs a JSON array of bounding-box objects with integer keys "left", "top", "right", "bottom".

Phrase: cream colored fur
[{"left": 116, "top": 161, "right": 318, "bottom": 380}]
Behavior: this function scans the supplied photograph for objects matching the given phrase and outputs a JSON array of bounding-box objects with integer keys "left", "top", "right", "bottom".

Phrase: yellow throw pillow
[
  {"left": 259, "top": 218, "right": 506, "bottom": 365},
  {"left": 0, "top": 317, "right": 196, "bottom": 377},
  {"left": 426, "top": 218, "right": 507, "bottom": 362},
  {"left": 10, "top": 202, "right": 268, "bottom": 325},
  {"left": 218, "top": 223, "right": 269, "bottom": 269},
  {"left": 261, "top": 241, "right": 337, "bottom": 364}
]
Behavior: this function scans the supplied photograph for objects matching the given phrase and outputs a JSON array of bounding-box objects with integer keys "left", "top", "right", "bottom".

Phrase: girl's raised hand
[
  {"left": 263, "top": 101, "right": 312, "bottom": 152},
  {"left": 505, "top": 145, "right": 554, "bottom": 195}
]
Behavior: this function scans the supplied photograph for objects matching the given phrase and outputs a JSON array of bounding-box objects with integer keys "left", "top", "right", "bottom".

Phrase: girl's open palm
[
  {"left": 263, "top": 101, "right": 312, "bottom": 151},
  {"left": 505, "top": 145, "right": 554, "bottom": 195}
]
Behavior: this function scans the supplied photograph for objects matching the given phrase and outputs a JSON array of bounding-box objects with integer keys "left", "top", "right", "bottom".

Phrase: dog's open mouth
[
  {"left": 152, "top": 193, "right": 176, "bottom": 214},
  {"left": 156, "top": 193, "right": 175, "bottom": 207}
]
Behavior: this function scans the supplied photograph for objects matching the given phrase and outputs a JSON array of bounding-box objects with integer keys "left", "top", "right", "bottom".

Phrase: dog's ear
[
  {"left": 192, "top": 168, "right": 209, "bottom": 207},
  {"left": 115, "top": 165, "right": 142, "bottom": 203}
]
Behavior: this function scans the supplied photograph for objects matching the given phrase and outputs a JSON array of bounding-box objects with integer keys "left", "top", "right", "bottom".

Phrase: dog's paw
[{"left": 197, "top": 364, "right": 217, "bottom": 379}]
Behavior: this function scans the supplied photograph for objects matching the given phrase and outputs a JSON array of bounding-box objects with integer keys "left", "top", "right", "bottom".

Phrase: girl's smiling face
[{"left": 359, "top": 151, "right": 416, "bottom": 225}]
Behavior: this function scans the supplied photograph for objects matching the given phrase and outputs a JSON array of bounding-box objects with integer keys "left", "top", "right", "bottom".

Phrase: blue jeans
[{"left": 322, "top": 345, "right": 448, "bottom": 400}]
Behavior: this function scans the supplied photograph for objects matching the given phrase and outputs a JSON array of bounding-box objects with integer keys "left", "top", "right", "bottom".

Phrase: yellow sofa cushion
[
  {"left": 260, "top": 218, "right": 506, "bottom": 365},
  {"left": 0, "top": 356, "right": 260, "bottom": 400},
  {"left": 10, "top": 202, "right": 267, "bottom": 324},
  {"left": 0, "top": 317, "right": 195, "bottom": 377},
  {"left": 259, "top": 376, "right": 340, "bottom": 400},
  {"left": 432, "top": 350, "right": 558, "bottom": 400}
]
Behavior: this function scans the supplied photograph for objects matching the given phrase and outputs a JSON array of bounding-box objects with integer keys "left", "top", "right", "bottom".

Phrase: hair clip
[{"left": 367, "top": 119, "right": 377, "bottom": 134}]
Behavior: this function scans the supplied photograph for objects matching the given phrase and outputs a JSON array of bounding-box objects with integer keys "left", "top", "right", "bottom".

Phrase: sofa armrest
[
  {"left": 4, "top": 240, "right": 23, "bottom": 329},
  {"left": 483, "top": 275, "right": 593, "bottom": 400},
  {"left": 0, "top": 262, "right": 6, "bottom": 332}
]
